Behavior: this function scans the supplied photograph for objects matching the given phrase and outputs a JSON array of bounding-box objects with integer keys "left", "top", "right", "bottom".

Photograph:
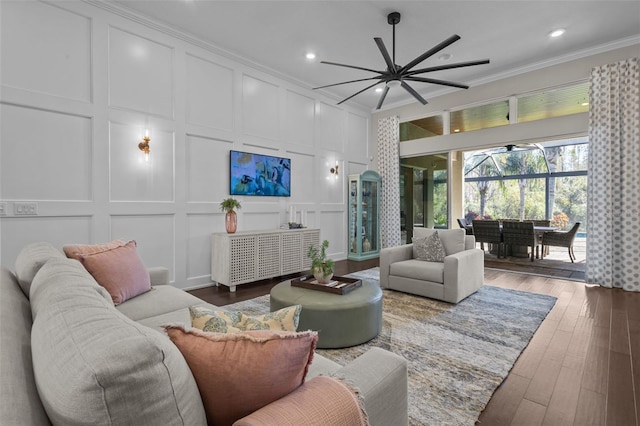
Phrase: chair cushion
[
  {"left": 190, "top": 304, "right": 302, "bottom": 332},
  {"left": 413, "top": 231, "right": 446, "bottom": 262},
  {"left": 165, "top": 326, "right": 317, "bottom": 426},
  {"left": 390, "top": 259, "right": 444, "bottom": 283},
  {"left": 413, "top": 228, "right": 465, "bottom": 256}
]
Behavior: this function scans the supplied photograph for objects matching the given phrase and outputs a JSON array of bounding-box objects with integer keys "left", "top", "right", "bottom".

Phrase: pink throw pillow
[
  {"left": 233, "top": 376, "right": 370, "bottom": 426},
  {"left": 78, "top": 240, "right": 151, "bottom": 304},
  {"left": 63, "top": 239, "right": 127, "bottom": 260},
  {"left": 165, "top": 326, "right": 317, "bottom": 426}
]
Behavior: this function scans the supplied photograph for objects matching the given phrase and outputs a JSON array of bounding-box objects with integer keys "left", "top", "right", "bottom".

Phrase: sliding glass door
[{"left": 400, "top": 154, "right": 449, "bottom": 243}]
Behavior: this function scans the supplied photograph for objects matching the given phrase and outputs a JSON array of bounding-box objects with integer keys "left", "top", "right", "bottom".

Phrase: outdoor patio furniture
[
  {"left": 457, "top": 218, "right": 473, "bottom": 235},
  {"left": 502, "top": 220, "right": 538, "bottom": 262},
  {"left": 472, "top": 220, "right": 503, "bottom": 258},
  {"left": 542, "top": 222, "right": 581, "bottom": 263},
  {"left": 530, "top": 220, "right": 551, "bottom": 255}
]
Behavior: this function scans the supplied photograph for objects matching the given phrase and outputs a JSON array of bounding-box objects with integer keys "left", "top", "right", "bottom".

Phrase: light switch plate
[{"left": 14, "top": 202, "right": 38, "bottom": 215}]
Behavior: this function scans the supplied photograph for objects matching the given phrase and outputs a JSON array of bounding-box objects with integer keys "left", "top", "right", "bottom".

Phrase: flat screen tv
[{"left": 229, "top": 150, "right": 291, "bottom": 197}]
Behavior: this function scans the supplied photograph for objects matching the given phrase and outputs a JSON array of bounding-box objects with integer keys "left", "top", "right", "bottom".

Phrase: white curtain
[
  {"left": 377, "top": 116, "right": 401, "bottom": 248},
  {"left": 586, "top": 57, "right": 640, "bottom": 291}
]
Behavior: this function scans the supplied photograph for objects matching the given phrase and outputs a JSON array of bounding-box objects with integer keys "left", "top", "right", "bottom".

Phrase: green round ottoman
[{"left": 270, "top": 279, "right": 383, "bottom": 348}]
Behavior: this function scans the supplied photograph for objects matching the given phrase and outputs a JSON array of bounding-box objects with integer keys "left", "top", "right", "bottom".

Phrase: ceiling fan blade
[
  {"left": 405, "top": 76, "right": 469, "bottom": 89},
  {"left": 320, "top": 60, "right": 383, "bottom": 74},
  {"left": 337, "top": 81, "right": 383, "bottom": 105},
  {"left": 400, "top": 81, "right": 428, "bottom": 105},
  {"left": 376, "top": 86, "right": 390, "bottom": 110},
  {"left": 374, "top": 37, "right": 396, "bottom": 73},
  {"left": 399, "top": 34, "right": 461, "bottom": 74},
  {"left": 313, "top": 76, "right": 383, "bottom": 90},
  {"left": 405, "top": 59, "right": 490, "bottom": 76}
]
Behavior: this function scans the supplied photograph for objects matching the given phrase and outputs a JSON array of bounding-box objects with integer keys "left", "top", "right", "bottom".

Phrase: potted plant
[
  {"left": 220, "top": 198, "right": 241, "bottom": 233},
  {"left": 307, "top": 239, "right": 335, "bottom": 284}
]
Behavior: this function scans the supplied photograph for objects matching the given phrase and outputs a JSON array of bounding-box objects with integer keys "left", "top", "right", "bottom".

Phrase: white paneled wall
[{"left": 0, "top": 0, "right": 372, "bottom": 289}]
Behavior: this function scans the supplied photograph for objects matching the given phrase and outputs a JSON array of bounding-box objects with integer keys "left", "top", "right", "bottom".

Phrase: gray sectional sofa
[{"left": 0, "top": 242, "right": 408, "bottom": 425}]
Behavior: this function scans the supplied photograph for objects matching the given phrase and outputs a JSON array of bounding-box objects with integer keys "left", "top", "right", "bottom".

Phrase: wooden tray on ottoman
[{"left": 291, "top": 275, "right": 362, "bottom": 295}]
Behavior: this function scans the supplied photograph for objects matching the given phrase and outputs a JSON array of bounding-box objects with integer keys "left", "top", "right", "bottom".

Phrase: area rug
[{"left": 224, "top": 268, "right": 556, "bottom": 426}]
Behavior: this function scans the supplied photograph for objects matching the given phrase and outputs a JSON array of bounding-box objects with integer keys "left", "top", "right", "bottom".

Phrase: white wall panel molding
[
  {"left": 185, "top": 124, "right": 235, "bottom": 143},
  {"left": 108, "top": 26, "right": 174, "bottom": 119},
  {"left": 347, "top": 161, "right": 369, "bottom": 177},
  {"left": 186, "top": 134, "right": 232, "bottom": 203},
  {"left": 316, "top": 101, "right": 346, "bottom": 153},
  {"left": 1, "top": 1, "right": 92, "bottom": 103},
  {"left": 110, "top": 213, "right": 176, "bottom": 283},
  {"left": 318, "top": 210, "right": 347, "bottom": 259},
  {"left": 347, "top": 111, "right": 370, "bottom": 160},
  {"left": 243, "top": 211, "right": 281, "bottom": 231},
  {"left": 0, "top": 215, "right": 93, "bottom": 266},
  {"left": 285, "top": 90, "right": 315, "bottom": 147},
  {"left": 287, "top": 152, "right": 315, "bottom": 205},
  {"left": 108, "top": 120, "right": 175, "bottom": 202},
  {"left": 241, "top": 74, "right": 279, "bottom": 141},
  {"left": 185, "top": 53, "right": 234, "bottom": 132},
  {"left": 186, "top": 213, "right": 217, "bottom": 283},
  {"left": 0, "top": 104, "right": 92, "bottom": 201},
  {"left": 0, "top": 88, "right": 95, "bottom": 118}
]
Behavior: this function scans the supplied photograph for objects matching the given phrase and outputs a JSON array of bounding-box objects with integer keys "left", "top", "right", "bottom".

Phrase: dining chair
[
  {"left": 457, "top": 218, "right": 473, "bottom": 235},
  {"left": 542, "top": 222, "right": 581, "bottom": 263},
  {"left": 529, "top": 219, "right": 551, "bottom": 256},
  {"left": 471, "top": 220, "right": 503, "bottom": 258},
  {"left": 502, "top": 220, "right": 538, "bottom": 262}
]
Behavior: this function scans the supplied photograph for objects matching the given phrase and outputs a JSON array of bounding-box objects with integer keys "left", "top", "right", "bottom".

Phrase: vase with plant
[
  {"left": 220, "top": 198, "right": 241, "bottom": 233},
  {"left": 307, "top": 239, "right": 335, "bottom": 284}
]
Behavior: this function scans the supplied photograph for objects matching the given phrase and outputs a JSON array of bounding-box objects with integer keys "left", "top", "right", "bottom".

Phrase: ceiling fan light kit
[{"left": 314, "top": 12, "right": 490, "bottom": 110}]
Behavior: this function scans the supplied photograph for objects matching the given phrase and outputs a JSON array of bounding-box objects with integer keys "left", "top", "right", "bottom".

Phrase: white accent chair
[{"left": 380, "top": 228, "right": 484, "bottom": 303}]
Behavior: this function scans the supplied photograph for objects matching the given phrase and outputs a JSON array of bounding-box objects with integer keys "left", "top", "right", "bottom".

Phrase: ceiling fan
[{"left": 313, "top": 12, "right": 490, "bottom": 110}]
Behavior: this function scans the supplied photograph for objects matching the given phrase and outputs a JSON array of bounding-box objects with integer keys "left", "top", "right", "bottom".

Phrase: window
[
  {"left": 450, "top": 101, "right": 509, "bottom": 133},
  {"left": 463, "top": 138, "right": 588, "bottom": 230},
  {"left": 517, "top": 82, "right": 589, "bottom": 123},
  {"left": 399, "top": 115, "right": 443, "bottom": 142}
]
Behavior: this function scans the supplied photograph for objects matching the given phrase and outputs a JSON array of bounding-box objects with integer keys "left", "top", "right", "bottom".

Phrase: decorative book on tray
[{"left": 291, "top": 275, "right": 362, "bottom": 295}]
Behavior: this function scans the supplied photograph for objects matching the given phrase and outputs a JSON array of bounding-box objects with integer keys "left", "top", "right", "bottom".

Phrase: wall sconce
[
  {"left": 329, "top": 161, "right": 339, "bottom": 179},
  {"left": 138, "top": 129, "right": 150, "bottom": 162}
]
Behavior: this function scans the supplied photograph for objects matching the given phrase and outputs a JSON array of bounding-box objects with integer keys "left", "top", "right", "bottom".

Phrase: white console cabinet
[{"left": 211, "top": 228, "right": 320, "bottom": 292}]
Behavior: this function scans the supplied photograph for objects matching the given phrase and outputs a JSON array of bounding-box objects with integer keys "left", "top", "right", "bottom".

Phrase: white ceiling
[{"left": 110, "top": 0, "right": 640, "bottom": 112}]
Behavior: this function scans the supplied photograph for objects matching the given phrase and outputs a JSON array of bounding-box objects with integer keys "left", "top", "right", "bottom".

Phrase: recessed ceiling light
[
  {"left": 306, "top": 52, "right": 316, "bottom": 60},
  {"left": 581, "top": 102, "right": 589, "bottom": 106},
  {"left": 375, "top": 87, "right": 383, "bottom": 93},
  {"left": 453, "top": 129, "right": 461, "bottom": 133},
  {"left": 550, "top": 29, "right": 565, "bottom": 38}
]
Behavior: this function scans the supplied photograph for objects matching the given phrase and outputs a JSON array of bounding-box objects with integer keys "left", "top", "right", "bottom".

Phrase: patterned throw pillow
[
  {"left": 413, "top": 231, "right": 446, "bottom": 263},
  {"left": 190, "top": 304, "right": 302, "bottom": 333}
]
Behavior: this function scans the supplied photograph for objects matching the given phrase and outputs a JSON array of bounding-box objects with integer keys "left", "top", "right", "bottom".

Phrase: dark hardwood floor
[{"left": 188, "top": 259, "right": 638, "bottom": 426}]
